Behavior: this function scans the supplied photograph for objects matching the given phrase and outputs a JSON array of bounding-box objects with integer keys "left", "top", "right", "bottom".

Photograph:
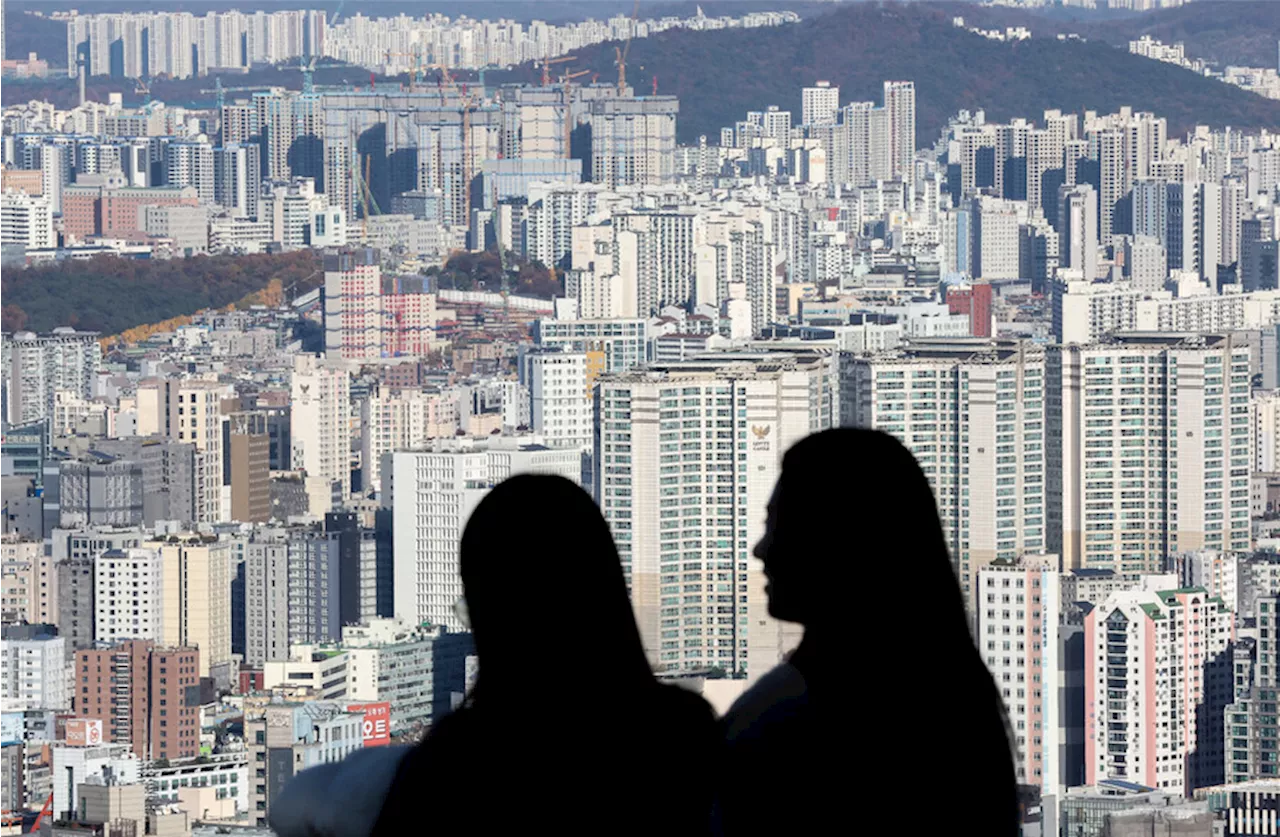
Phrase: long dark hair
[
  {"left": 776, "top": 428, "right": 971, "bottom": 638},
  {"left": 457, "top": 473, "right": 654, "bottom": 707}
]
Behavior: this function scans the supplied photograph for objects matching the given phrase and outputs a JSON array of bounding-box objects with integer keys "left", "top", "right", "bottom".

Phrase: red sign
[{"left": 347, "top": 702, "right": 391, "bottom": 747}]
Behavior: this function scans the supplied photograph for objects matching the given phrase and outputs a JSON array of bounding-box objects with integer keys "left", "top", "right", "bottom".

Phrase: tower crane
[
  {"left": 301, "top": 0, "right": 344, "bottom": 94},
  {"left": 538, "top": 55, "right": 575, "bottom": 87},
  {"left": 386, "top": 52, "right": 427, "bottom": 91},
  {"left": 615, "top": 0, "right": 640, "bottom": 96}
]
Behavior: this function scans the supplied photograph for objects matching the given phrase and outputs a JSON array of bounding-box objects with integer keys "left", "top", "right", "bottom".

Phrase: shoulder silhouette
[
  {"left": 716, "top": 429, "right": 1019, "bottom": 836},
  {"left": 372, "top": 474, "right": 719, "bottom": 836}
]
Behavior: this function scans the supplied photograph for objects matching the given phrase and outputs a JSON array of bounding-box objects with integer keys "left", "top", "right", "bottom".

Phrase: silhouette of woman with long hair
[
  {"left": 271, "top": 474, "right": 719, "bottom": 837},
  {"left": 716, "top": 428, "right": 1018, "bottom": 836}
]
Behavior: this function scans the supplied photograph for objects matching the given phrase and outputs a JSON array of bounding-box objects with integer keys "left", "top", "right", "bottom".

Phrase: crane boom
[{"left": 616, "top": 0, "right": 640, "bottom": 96}]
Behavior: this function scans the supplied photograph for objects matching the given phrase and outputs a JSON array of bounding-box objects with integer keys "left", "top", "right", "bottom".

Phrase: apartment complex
[
  {"left": 593, "top": 350, "right": 835, "bottom": 678},
  {"left": 1085, "top": 586, "right": 1233, "bottom": 795},
  {"left": 977, "top": 557, "right": 1062, "bottom": 793},
  {"left": 2, "top": 329, "right": 100, "bottom": 426},
  {"left": 290, "top": 354, "right": 351, "bottom": 513},
  {"left": 1048, "top": 334, "right": 1252, "bottom": 573},
  {"left": 384, "top": 443, "right": 581, "bottom": 629},
  {"left": 840, "top": 339, "right": 1047, "bottom": 605}
]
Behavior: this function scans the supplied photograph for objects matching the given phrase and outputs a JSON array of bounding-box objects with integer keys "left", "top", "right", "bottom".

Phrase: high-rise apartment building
[
  {"left": 227, "top": 411, "right": 270, "bottom": 524},
  {"left": 1228, "top": 596, "right": 1280, "bottom": 783},
  {"left": 594, "top": 350, "right": 836, "bottom": 678},
  {"left": 66, "top": 10, "right": 325, "bottom": 80},
  {"left": 0, "top": 626, "right": 68, "bottom": 711},
  {"left": 532, "top": 317, "right": 650, "bottom": 374},
  {"left": 976, "top": 557, "right": 1062, "bottom": 794},
  {"left": 524, "top": 349, "right": 591, "bottom": 450},
  {"left": 588, "top": 97, "right": 679, "bottom": 188},
  {"left": 57, "top": 558, "right": 96, "bottom": 657},
  {"left": 290, "top": 354, "right": 351, "bottom": 513},
  {"left": 74, "top": 640, "right": 201, "bottom": 762},
  {"left": 971, "top": 196, "right": 1021, "bottom": 280},
  {"left": 241, "top": 523, "right": 379, "bottom": 666},
  {"left": 149, "top": 536, "right": 231, "bottom": 680},
  {"left": 213, "top": 143, "right": 261, "bottom": 218},
  {"left": 135, "top": 378, "right": 227, "bottom": 523},
  {"left": 1085, "top": 586, "right": 1233, "bottom": 794},
  {"left": 1097, "top": 127, "right": 1127, "bottom": 247},
  {"left": 358, "top": 387, "right": 460, "bottom": 494},
  {"left": 1047, "top": 334, "right": 1252, "bottom": 573},
  {"left": 163, "top": 142, "right": 215, "bottom": 204},
  {"left": 882, "top": 80, "right": 915, "bottom": 181},
  {"left": 322, "top": 249, "right": 438, "bottom": 362},
  {"left": 1, "top": 191, "right": 55, "bottom": 249},
  {"left": 1, "top": 537, "right": 58, "bottom": 626},
  {"left": 385, "top": 443, "right": 582, "bottom": 630},
  {"left": 841, "top": 340, "right": 1046, "bottom": 606},
  {"left": 1059, "top": 184, "right": 1100, "bottom": 282},
  {"left": 93, "top": 547, "right": 164, "bottom": 645},
  {"left": 3, "top": 329, "right": 100, "bottom": 426},
  {"left": 801, "top": 81, "right": 839, "bottom": 127}
]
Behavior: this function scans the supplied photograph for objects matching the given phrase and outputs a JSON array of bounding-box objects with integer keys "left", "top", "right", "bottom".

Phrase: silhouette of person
[
  {"left": 715, "top": 429, "right": 1019, "bottom": 836},
  {"left": 271, "top": 474, "right": 719, "bottom": 837}
]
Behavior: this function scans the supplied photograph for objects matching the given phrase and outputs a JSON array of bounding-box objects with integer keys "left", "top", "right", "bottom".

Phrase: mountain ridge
[{"left": 495, "top": 2, "right": 1280, "bottom": 146}]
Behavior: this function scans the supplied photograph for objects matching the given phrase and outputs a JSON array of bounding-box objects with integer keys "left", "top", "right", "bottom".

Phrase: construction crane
[
  {"left": 538, "top": 55, "right": 574, "bottom": 87},
  {"left": 615, "top": 0, "right": 640, "bottom": 96},
  {"left": 31, "top": 793, "right": 54, "bottom": 832},
  {"left": 134, "top": 77, "right": 152, "bottom": 107},
  {"left": 561, "top": 68, "right": 591, "bottom": 159},
  {"left": 386, "top": 51, "right": 427, "bottom": 91},
  {"left": 301, "top": 0, "right": 345, "bottom": 94}
]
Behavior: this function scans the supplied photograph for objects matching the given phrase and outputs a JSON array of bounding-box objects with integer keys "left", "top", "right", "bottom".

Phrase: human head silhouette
[
  {"left": 753, "top": 428, "right": 964, "bottom": 630},
  {"left": 459, "top": 473, "right": 652, "bottom": 700}
]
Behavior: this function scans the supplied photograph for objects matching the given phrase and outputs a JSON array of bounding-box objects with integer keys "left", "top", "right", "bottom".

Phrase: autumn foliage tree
[{"left": 1, "top": 251, "right": 322, "bottom": 335}]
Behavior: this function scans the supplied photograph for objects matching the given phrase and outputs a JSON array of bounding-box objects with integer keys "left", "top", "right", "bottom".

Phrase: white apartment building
[
  {"left": 801, "top": 81, "right": 839, "bottom": 126},
  {"left": 291, "top": 354, "right": 351, "bottom": 512},
  {"left": 1059, "top": 184, "right": 1100, "bottom": 282},
  {"left": 525, "top": 349, "right": 591, "bottom": 450},
  {"left": 1053, "top": 282, "right": 1280, "bottom": 347},
  {"left": 882, "top": 80, "right": 915, "bottom": 181},
  {"left": 93, "top": 548, "right": 164, "bottom": 645},
  {"left": 972, "top": 196, "right": 1021, "bottom": 280},
  {"left": 259, "top": 178, "right": 345, "bottom": 251},
  {"left": 1254, "top": 391, "right": 1280, "bottom": 474},
  {"left": 1085, "top": 585, "right": 1233, "bottom": 795},
  {"left": 163, "top": 142, "right": 215, "bottom": 204},
  {"left": 1052, "top": 281, "right": 1145, "bottom": 345},
  {"left": 360, "top": 388, "right": 460, "bottom": 494},
  {"left": 1, "top": 538, "right": 58, "bottom": 625},
  {"left": 1, "top": 190, "right": 55, "bottom": 249},
  {"left": 385, "top": 443, "right": 583, "bottom": 631},
  {"left": 1048, "top": 334, "right": 1252, "bottom": 574},
  {"left": 532, "top": 317, "right": 650, "bottom": 374},
  {"left": 0, "top": 632, "right": 68, "bottom": 711},
  {"left": 149, "top": 537, "right": 232, "bottom": 680},
  {"left": 3, "top": 329, "right": 101, "bottom": 426},
  {"left": 840, "top": 340, "right": 1046, "bottom": 606},
  {"left": 594, "top": 350, "right": 836, "bottom": 679},
  {"left": 977, "top": 556, "right": 1062, "bottom": 794}
]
